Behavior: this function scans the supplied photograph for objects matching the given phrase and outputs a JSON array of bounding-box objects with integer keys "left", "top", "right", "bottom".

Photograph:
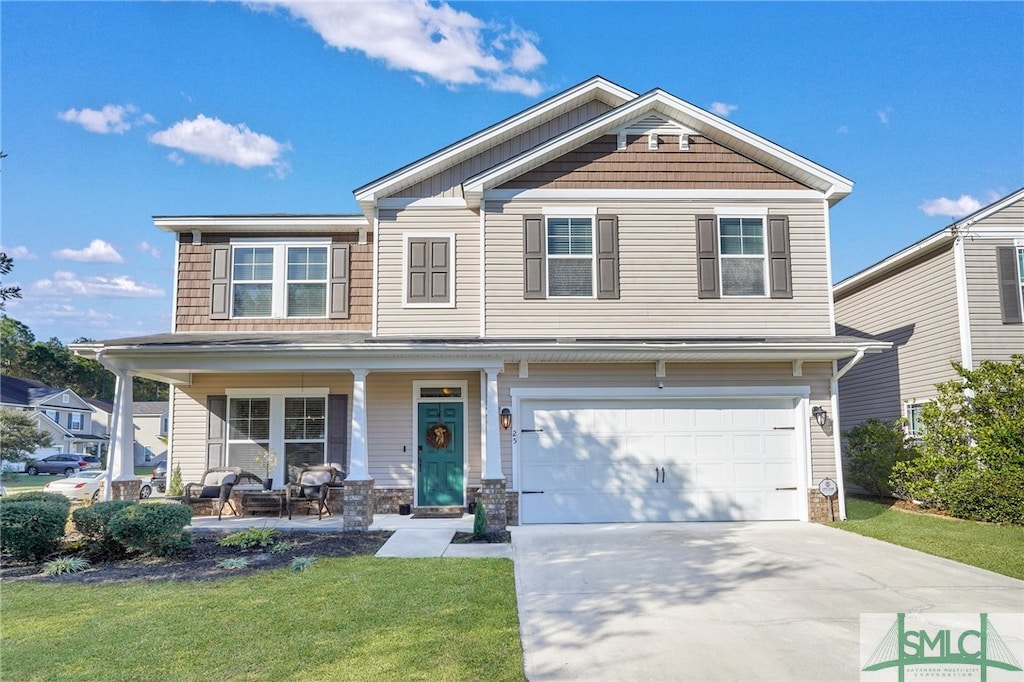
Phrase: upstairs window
[
  {"left": 719, "top": 218, "right": 766, "bottom": 296},
  {"left": 286, "top": 247, "right": 329, "bottom": 316},
  {"left": 697, "top": 213, "right": 792, "bottom": 300},
  {"left": 232, "top": 247, "right": 275, "bottom": 317},
  {"left": 547, "top": 217, "right": 594, "bottom": 297},
  {"left": 523, "top": 213, "right": 619, "bottom": 300},
  {"left": 69, "top": 412, "right": 83, "bottom": 431}
]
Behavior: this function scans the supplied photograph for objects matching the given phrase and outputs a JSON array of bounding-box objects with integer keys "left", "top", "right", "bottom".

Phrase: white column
[
  {"left": 109, "top": 368, "right": 135, "bottom": 482},
  {"left": 346, "top": 369, "right": 370, "bottom": 481},
  {"left": 483, "top": 369, "right": 504, "bottom": 480}
]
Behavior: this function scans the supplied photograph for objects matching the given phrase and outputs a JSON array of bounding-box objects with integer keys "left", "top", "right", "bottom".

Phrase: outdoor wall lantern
[
  {"left": 812, "top": 406, "right": 828, "bottom": 427},
  {"left": 500, "top": 407, "right": 512, "bottom": 430}
]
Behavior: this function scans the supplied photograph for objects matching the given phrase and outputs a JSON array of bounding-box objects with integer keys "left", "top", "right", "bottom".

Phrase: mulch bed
[
  {"left": 0, "top": 530, "right": 393, "bottom": 585},
  {"left": 451, "top": 530, "right": 511, "bottom": 544}
]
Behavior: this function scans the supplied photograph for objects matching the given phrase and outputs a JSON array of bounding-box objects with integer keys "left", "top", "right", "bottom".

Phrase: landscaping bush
[
  {"left": 4, "top": 491, "right": 73, "bottom": 515},
  {"left": 72, "top": 500, "right": 137, "bottom": 556},
  {"left": 844, "top": 418, "right": 918, "bottom": 496},
  {"left": 473, "top": 500, "right": 488, "bottom": 539},
  {"left": 943, "top": 468, "right": 1024, "bottom": 525},
  {"left": 109, "top": 503, "right": 193, "bottom": 557},
  {"left": 0, "top": 499, "right": 68, "bottom": 561}
]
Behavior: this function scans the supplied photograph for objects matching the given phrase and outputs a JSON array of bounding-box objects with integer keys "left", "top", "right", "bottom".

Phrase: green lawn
[
  {"left": 2, "top": 467, "right": 155, "bottom": 493},
  {"left": 1, "top": 556, "right": 523, "bottom": 681},
  {"left": 833, "top": 497, "right": 1024, "bottom": 580}
]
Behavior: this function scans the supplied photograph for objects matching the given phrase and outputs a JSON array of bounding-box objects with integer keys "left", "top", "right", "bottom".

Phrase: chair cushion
[
  {"left": 200, "top": 485, "right": 221, "bottom": 498},
  {"left": 301, "top": 485, "right": 321, "bottom": 499},
  {"left": 203, "top": 471, "right": 236, "bottom": 487}
]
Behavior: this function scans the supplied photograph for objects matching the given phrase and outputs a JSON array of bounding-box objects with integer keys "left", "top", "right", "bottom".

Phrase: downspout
[{"left": 830, "top": 348, "right": 866, "bottom": 521}]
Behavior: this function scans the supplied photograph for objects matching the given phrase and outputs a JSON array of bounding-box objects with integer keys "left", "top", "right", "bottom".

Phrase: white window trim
[
  {"left": 401, "top": 232, "right": 456, "bottom": 309},
  {"left": 229, "top": 238, "right": 331, "bottom": 319},
  {"left": 1017, "top": 246, "right": 1024, "bottom": 315},
  {"left": 69, "top": 412, "right": 83, "bottom": 430},
  {"left": 904, "top": 399, "right": 929, "bottom": 439},
  {"left": 545, "top": 215, "right": 597, "bottom": 299},
  {"left": 717, "top": 214, "right": 769, "bottom": 298}
]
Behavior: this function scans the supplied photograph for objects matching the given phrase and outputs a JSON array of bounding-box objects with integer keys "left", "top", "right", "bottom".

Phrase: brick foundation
[
  {"left": 480, "top": 478, "right": 507, "bottom": 531},
  {"left": 373, "top": 487, "right": 413, "bottom": 514},
  {"left": 807, "top": 489, "right": 840, "bottom": 523},
  {"left": 505, "top": 490, "right": 519, "bottom": 526},
  {"left": 102, "top": 479, "right": 142, "bottom": 501},
  {"left": 343, "top": 479, "right": 375, "bottom": 531}
]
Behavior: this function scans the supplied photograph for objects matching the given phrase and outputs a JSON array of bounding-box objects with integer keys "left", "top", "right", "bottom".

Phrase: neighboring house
[
  {"left": 73, "top": 76, "right": 888, "bottom": 525},
  {"left": 132, "top": 401, "right": 169, "bottom": 466},
  {"left": 834, "top": 188, "right": 1024, "bottom": 437},
  {"left": 0, "top": 376, "right": 109, "bottom": 461},
  {"left": 86, "top": 398, "right": 113, "bottom": 458}
]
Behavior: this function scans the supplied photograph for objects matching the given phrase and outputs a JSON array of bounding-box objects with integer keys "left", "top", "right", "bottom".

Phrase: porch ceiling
[{"left": 71, "top": 333, "right": 890, "bottom": 385}]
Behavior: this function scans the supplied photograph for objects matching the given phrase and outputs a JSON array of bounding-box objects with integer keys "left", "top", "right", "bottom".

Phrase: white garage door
[{"left": 518, "top": 398, "right": 802, "bottom": 524}]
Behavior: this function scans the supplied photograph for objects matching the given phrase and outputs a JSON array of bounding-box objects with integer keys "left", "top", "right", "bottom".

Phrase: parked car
[
  {"left": 25, "top": 454, "right": 88, "bottom": 476},
  {"left": 150, "top": 461, "right": 167, "bottom": 493},
  {"left": 79, "top": 455, "right": 103, "bottom": 470},
  {"left": 43, "top": 471, "right": 105, "bottom": 501}
]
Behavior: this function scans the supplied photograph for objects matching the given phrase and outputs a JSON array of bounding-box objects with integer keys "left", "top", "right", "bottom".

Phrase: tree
[
  {"left": 0, "top": 252, "right": 22, "bottom": 310},
  {"left": 0, "top": 316, "right": 35, "bottom": 375},
  {"left": 0, "top": 409, "right": 54, "bottom": 463}
]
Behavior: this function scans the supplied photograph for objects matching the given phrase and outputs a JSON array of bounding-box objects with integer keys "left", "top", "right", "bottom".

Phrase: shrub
[
  {"left": 72, "top": 500, "right": 137, "bottom": 557},
  {"left": 216, "top": 557, "right": 249, "bottom": 570},
  {"left": 0, "top": 500, "right": 68, "bottom": 561},
  {"left": 219, "top": 527, "right": 277, "bottom": 549},
  {"left": 109, "top": 503, "right": 193, "bottom": 557},
  {"left": 5, "top": 491, "right": 73, "bottom": 514},
  {"left": 943, "top": 468, "right": 1024, "bottom": 525},
  {"left": 168, "top": 464, "right": 184, "bottom": 497},
  {"left": 844, "top": 419, "right": 918, "bottom": 496},
  {"left": 42, "top": 556, "right": 91, "bottom": 576},
  {"left": 473, "top": 500, "right": 488, "bottom": 539}
]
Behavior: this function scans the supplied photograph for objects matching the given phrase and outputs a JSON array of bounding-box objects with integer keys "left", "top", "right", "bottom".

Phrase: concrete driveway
[{"left": 512, "top": 522, "right": 1023, "bottom": 681}]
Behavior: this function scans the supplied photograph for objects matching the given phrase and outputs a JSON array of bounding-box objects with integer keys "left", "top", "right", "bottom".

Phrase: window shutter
[
  {"left": 210, "top": 246, "right": 231, "bottom": 319},
  {"left": 696, "top": 215, "right": 720, "bottom": 299},
  {"left": 596, "top": 215, "right": 620, "bottom": 299},
  {"left": 328, "top": 394, "right": 349, "bottom": 476},
  {"left": 407, "top": 238, "right": 450, "bottom": 304},
  {"left": 408, "top": 238, "right": 429, "bottom": 303},
  {"left": 428, "top": 239, "right": 450, "bottom": 303},
  {"left": 329, "top": 244, "right": 350, "bottom": 319},
  {"left": 996, "top": 246, "right": 1023, "bottom": 324},
  {"left": 206, "top": 396, "right": 227, "bottom": 469},
  {"left": 767, "top": 215, "right": 793, "bottom": 299},
  {"left": 523, "top": 215, "right": 546, "bottom": 299}
]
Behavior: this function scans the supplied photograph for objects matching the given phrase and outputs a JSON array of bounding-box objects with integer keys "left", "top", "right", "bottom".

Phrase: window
[
  {"left": 1018, "top": 247, "right": 1024, "bottom": 311},
  {"left": 284, "top": 398, "right": 326, "bottom": 475},
  {"left": 227, "top": 398, "right": 271, "bottom": 474},
  {"left": 226, "top": 395, "right": 327, "bottom": 482},
  {"left": 42, "top": 409, "right": 59, "bottom": 423},
  {"left": 906, "top": 402, "right": 926, "bottom": 439},
  {"left": 719, "top": 217, "right": 766, "bottom": 296},
  {"left": 211, "top": 241, "right": 349, "bottom": 320},
  {"left": 69, "top": 412, "right": 83, "bottom": 431},
  {"left": 405, "top": 236, "right": 452, "bottom": 305},
  {"left": 547, "top": 217, "right": 594, "bottom": 297},
  {"left": 995, "top": 245, "right": 1024, "bottom": 325}
]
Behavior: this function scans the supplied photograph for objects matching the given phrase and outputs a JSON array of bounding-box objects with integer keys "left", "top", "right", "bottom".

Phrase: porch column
[
  {"left": 104, "top": 367, "right": 140, "bottom": 501},
  {"left": 344, "top": 369, "right": 374, "bottom": 530},
  {"left": 480, "top": 368, "right": 507, "bottom": 530}
]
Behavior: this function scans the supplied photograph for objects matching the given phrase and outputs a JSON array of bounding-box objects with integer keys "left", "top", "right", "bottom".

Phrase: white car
[{"left": 43, "top": 471, "right": 106, "bottom": 501}]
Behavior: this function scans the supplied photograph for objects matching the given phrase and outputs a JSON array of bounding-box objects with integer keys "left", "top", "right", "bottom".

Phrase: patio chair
[
  {"left": 285, "top": 465, "right": 342, "bottom": 520},
  {"left": 184, "top": 466, "right": 243, "bottom": 520}
]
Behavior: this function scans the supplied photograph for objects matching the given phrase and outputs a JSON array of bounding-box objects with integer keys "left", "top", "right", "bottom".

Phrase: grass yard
[
  {"left": 1, "top": 556, "right": 524, "bottom": 682},
  {"left": 833, "top": 497, "right": 1024, "bottom": 581},
  {"left": 2, "top": 467, "right": 156, "bottom": 494}
]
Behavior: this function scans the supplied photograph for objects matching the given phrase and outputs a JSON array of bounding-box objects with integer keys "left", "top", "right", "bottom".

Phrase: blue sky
[{"left": 2, "top": 1, "right": 1022, "bottom": 342}]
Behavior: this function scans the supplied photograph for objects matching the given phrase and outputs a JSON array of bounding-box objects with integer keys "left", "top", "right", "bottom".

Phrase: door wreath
[{"left": 426, "top": 423, "right": 452, "bottom": 449}]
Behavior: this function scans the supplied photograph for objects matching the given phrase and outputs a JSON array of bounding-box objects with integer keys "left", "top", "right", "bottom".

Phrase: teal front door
[{"left": 417, "top": 402, "right": 464, "bottom": 506}]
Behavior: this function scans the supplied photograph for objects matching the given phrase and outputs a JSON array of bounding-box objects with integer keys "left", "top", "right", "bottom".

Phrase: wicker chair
[
  {"left": 285, "top": 465, "right": 342, "bottom": 520},
  {"left": 184, "top": 467, "right": 243, "bottom": 520}
]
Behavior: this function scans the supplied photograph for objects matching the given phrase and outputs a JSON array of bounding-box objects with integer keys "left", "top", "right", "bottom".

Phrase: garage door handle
[
  {"left": 521, "top": 429, "right": 544, "bottom": 433},
  {"left": 775, "top": 486, "right": 797, "bottom": 491},
  {"left": 522, "top": 490, "right": 544, "bottom": 495},
  {"left": 773, "top": 426, "right": 795, "bottom": 430}
]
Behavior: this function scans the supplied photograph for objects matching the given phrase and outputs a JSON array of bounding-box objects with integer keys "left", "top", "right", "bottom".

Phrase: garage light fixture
[
  {"left": 500, "top": 408, "right": 512, "bottom": 430},
  {"left": 811, "top": 406, "right": 828, "bottom": 427}
]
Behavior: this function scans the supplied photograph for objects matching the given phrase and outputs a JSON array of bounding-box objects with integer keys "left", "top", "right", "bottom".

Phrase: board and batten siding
[
  {"left": 483, "top": 198, "right": 833, "bottom": 337},
  {"left": 835, "top": 245, "right": 962, "bottom": 429},
  {"left": 174, "top": 233, "right": 373, "bottom": 333},
  {"left": 392, "top": 100, "right": 614, "bottom": 199},
  {"left": 376, "top": 208, "right": 480, "bottom": 336},
  {"left": 964, "top": 203, "right": 1024, "bottom": 363},
  {"left": 497, "top": 362, "right": 837, "bottom": 483}
]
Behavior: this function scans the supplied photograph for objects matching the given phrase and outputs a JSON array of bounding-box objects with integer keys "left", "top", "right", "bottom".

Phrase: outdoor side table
[{"left": 240, "top": 490, "right": 285, "bottom": 517}]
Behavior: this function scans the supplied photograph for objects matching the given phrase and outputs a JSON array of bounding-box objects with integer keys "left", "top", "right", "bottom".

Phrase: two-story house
[
  {"left": 132, "top": 401, "right": 169, "bottom": 466},
  {"left": 834, "top": 188, "right": 1024, "bottom": 436},
  {"left": 73, "top": 77, "right": 887, "bottom": 527},
  {"left": 0, "top": 376, "right": 108, "bottom": 461}
]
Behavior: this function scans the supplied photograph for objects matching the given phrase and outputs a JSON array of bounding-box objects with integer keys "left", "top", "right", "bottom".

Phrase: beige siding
[
  {"left": 376, "top": 208, "right": 481, "bottom": 337},
  {"left": 835, "top": 245, "right": 961, "bottom": 429},
  {"left": 175, "top": 233, "right": 373, "bottom": 332},
  {"left": 965, "top": 225, "right": 1024, "bottom": 364},
  {"left": 483, "top": 198, "right": 833, "bottom": 337},
  {"left": 501, "top": 135, "right": 808, "bottom": 190},
  {"left": 497, "top": 362, "right": 837, "bottom": 481},
  {"left": 393, "top": 100, "right": 614, "bottom": 199}
]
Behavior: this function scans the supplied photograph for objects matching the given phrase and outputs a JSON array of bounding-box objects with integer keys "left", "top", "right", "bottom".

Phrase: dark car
[
  {"left": 25, "top": 454, "right": 88, "bottom": 477},
  {"left": 150, "top": 461, "right": 167, "bottom": 493}
]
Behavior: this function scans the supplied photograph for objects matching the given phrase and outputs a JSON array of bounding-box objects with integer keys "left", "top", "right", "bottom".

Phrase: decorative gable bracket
[{"left": 615, "top": 114, "right": 697, "bottom": 151}]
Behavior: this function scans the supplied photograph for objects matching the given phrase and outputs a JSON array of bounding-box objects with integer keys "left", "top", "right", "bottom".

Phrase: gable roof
[
  {"left": 0, "top": 376, "right": 96, "bottom": 411},
  {"left": 133, "top": 401, "right": 169, "bottom": 416},
  {"left": 834, "top": 187, "right": 1024, "bottom": 298}
]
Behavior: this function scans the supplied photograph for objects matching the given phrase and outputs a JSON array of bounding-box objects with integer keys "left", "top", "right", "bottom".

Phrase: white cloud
[
  {"left": 919, "top": 194, "right": 984, "bottom": 218},
  {"left": 30, "top": 271, "right": 164, "bottom": 298},
  {"left": 710, "top": 102, "right": 738, "bottom": 117},
  {"left": 0, "top": 245, "right": 38, "bottom": 260},
  {"left": 148, "top": 114, "right": 291, "bottom": 175},
  {"left": 877, "top": 106, "right": 895, "bottom": 126},
  {"left": 252, "top": 0, "right": 546, "bottom": 96},
  {"left": 58, "top": 104, "right": 153, "bottom": 134},
  {"left": 167, "top": 151, "right": 185, "bottom": 166},
  {"left": 138, "top": 241, "right": 162, "bottom": 259},
  {"left": 52, "top": 239, "right": 124, "bottom": 263}
]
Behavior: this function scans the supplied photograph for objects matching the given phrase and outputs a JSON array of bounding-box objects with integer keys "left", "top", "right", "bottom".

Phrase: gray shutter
[
  {"left": 523, "top": 215, "right": 546, "bottom": 299},
  {"left": 996, "top": 246, "right": 1023, "bottom": 324},
  {"left": 407, "top": 238, "right": 450, "bottom": 303},
  {"left": 767, "top": 215, "right": 793, "bottom": 299},
  {"left": 328, "top": 394, "right": 349, "bottom": 475},
  {"left": 329, "top": 244, "right": 350, "bottom": 319},
  {"left": 408, "top": 238, "right": 429, "bottom": 303},
  {"left": 428, "top": 239, "right": 449, "bottom": 303},
  {"left": 696, "top": 216, "right": 720, "bottom": 299},
  {"left": 206, "top": 396, "right": 227, "bottom": 469},
  {"left": 210, "top": 245, "right": 231, "bottom": 319},
  {"left": 596, "top": 215, "right": 620, "bottom": 299}
]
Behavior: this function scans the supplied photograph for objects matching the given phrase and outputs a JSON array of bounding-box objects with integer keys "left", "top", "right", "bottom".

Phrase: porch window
[
  {"left": 284, "top": 397, "right": 326, "bottom": 478},
  {"left": 227, "top": 398, "right": 271, "bottom": 474},
  {"left": 226, "top": 395, "right": 327, "bottom": 483}
]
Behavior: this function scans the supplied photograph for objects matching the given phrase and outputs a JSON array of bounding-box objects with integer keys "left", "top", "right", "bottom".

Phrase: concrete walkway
[{"left": 375, "top": 528, "right": 512, "bottom": 558}]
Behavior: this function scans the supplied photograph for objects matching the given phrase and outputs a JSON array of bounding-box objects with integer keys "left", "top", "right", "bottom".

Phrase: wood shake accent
[
  {"left": 499, "top": 135, "right": 809, "bottom": 190},
  {"left": 174, "top": 233, "right": 373, "bottom": 332}
]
